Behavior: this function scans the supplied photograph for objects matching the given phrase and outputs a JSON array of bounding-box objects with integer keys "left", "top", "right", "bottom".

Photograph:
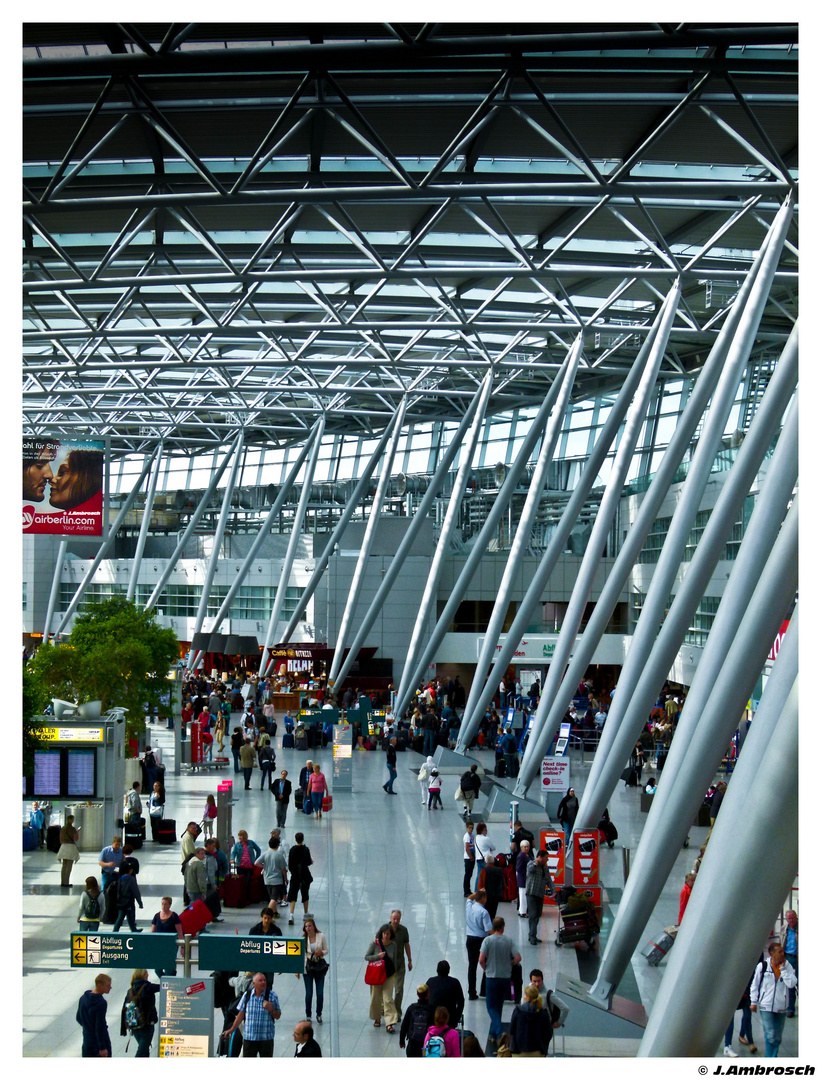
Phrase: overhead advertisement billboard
[{"left": 23, "top": 436, "right": 105, "bottom": 536}]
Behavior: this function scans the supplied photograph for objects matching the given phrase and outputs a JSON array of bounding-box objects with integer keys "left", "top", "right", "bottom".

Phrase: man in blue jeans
[{"left": 479, "top": 916, "right": 521, "bottom": 1051}]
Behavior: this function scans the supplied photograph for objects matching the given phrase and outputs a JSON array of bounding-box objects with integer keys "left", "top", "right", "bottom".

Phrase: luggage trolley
[{"left": 553, "top": 886, "right": 599, "bottom": 949}]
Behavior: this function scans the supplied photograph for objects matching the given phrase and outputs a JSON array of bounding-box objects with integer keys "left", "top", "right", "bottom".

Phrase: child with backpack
[
  {"left": 423, "top": 1006, "right": 461, "bottom": 1056},
  {"left": 77, "top": 875, "right": 102, "bottom": 931},
  {"left": 202, "top": 794, "right": 218, "bottom": 838},
  {"left": 428, "top": 768, "right": 443, "bottom": 810}
]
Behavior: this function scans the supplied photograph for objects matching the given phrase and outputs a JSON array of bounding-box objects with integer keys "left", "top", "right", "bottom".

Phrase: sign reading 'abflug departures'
[{"left": 23, "top": 436, "right": 105, "bottom": 536}]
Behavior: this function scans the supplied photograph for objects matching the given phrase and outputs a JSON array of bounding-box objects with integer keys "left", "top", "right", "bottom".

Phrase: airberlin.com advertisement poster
[{"left": 23, "top": 437, "right": 105, "bottom": 536}]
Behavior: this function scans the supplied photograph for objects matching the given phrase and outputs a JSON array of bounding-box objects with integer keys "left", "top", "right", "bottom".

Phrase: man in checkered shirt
[{"left": 222, "top": 972, "right": 281, "bottom": 1056}]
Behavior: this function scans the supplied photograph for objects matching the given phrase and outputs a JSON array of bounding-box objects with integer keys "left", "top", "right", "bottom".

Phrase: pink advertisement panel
[{"left": 23, "top": 437, "right": 105, "bottom": 537}]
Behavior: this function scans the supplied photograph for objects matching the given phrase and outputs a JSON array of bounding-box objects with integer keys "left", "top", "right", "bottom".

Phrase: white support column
[
  {"left": 638, "top": 623, "right": 798, "bottom": 1056},
  {"left": 515, "top": 283, "right": 681, "bottom": 791},
  {"left": 327, "top": 399, "right": 407, "bottom": 685},
  {"left": 328, "top": 372, "right": 497, "bottom": 694},
  {"left": 583, "top": 337, "right": 796, "bottom": 836},
  {"left": 144, "top": 432, "right": 242, "bottom": 612},
  {"left": 278, "top": 421, "right": 399, "bottom": 646},
  {"left": 590, "top": 499, "right": 798, "bottom": 1003},
  {"left": 454, "top": 296, "right": 670, "bottom": 756},
  {"left": 187, "top": 431, "right": 245, "bottom": 669},
  {"left": 457, "top": 335, "right": 582, "bottom": 737},
  {"left": 575, "top": 191, "right": 795, "bottom": 821},
  {"left": 259, "top": 414, "right": 326, "bottom": 675},
  {"left": 506, "top": 214, "right": 777, "bottom": 794},
  {"left": 388, "top": 336, "right": 582, "bottom": 725},
  {"left": 54, "top": 444, "right": 162, "bottom": 636},
  {"left": 199, "top": 419, "right": 323, "bottom": 671},
  {"left": 393, "top": 372, "right": 493, "bottom": 712},
  {"left": 126, "top": 440, "right": 165, "bottom": 601},
  {"left": 42, "top": 538, "right": 68, "bottom": 642}
]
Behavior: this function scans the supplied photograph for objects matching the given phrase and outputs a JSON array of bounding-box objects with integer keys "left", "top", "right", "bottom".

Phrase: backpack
[
  {"left": 423, "top": 1030, "right": 449, "bottom": 1057},
  {"left": 124, "top": 984, "right": 146, "bottom": 1029},
  {"left": 85, "top": 891, "right": 101, "bottom": 920},
  {"left": 407, "top": 1004, "right": 430, "bottom": 1044}
]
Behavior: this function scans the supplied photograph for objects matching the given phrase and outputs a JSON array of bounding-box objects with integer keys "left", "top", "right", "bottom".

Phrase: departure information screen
[
  {"left": 67, "top": 750, "right": 95, "bottom": 796},
  {"left": 33, "top": 751, "right": 61, "bottom": 795}
]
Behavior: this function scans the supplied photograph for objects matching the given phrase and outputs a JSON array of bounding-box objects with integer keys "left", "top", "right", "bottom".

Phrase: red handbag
[{"left": 364, "top": 940, "right": 387, "bottom": 985}]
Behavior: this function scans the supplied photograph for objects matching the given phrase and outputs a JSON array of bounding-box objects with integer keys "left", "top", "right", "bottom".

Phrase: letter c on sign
[{"left": 126, "top": 938, "right": 134, "bottom": 950}]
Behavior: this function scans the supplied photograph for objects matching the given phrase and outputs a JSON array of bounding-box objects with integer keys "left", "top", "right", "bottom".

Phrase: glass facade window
[
  {"left": 638, "top": 517, "right": 672, "bottom": 564},
  {"left": 59, "top": 580, "right": 304, "bottom": 622},
  {"left": 685, "top": 595, "right": 721, "bottom": 648},
  {"left": 637, "top": 497, "right": 753, "bottom": 566}
]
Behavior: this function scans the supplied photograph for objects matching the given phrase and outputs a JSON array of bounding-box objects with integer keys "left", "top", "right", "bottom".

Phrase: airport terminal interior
[{"left": 22, "top": 21, "right": 798, "bottom": 1060}]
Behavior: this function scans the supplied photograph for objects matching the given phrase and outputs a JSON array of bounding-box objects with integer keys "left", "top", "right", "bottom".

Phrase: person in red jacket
[{"left": 678, "top": 872, "right": 695, "bottom": 924}]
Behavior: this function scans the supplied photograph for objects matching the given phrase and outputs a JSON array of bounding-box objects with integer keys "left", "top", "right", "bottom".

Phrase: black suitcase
[
  {"left": 412, "top": 734, "right": 424, "bottom": 753},
  {"left": 155, "top": 817, "right": 177, "bottom": 844},
  {"left": 494, "top": 757, "right": 506, "bottom": 778},
  {"left": 124, "top": 814, "right": 146, "bottom": 849},
  {"left": 101, "top": 880, "right": 118, "bottom": 924},
  {"left": 656, "top": 748, "right": 668, "bottom": 772},
  {"left": 217, "top": 1029, "right": 243, "bottom": 1057},
  {"left": 204, "top": 888, "right": 222, "bottom": 919},
  {"left": 294, "top": 789, "right": 304, "bottom": 810},
  {"left": 295, "top": 734, "right": 308, "bottom": 752},
  {"left": 47, "top": 824, "right": 61, "bottom": 853}
]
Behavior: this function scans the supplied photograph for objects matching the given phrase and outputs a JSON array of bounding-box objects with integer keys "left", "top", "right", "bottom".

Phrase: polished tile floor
[{"left": 22, "top": 723, "right": 798, "bottom": 1059}]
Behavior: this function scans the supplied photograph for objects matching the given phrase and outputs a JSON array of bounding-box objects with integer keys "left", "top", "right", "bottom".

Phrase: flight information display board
[
  {"left": 33, "top": 751, "right": 61, "bottom": 795},
  {"left": 67, "top": 750, "right": 95, "bottom": 796}
]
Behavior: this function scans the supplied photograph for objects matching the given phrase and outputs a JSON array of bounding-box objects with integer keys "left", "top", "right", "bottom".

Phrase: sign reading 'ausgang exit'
[
  {"left": 71, "top": 932, "right": 178, "bottom": 969},
  {"left": 198, "top": 935, "right": 304, "bottom": 973}
]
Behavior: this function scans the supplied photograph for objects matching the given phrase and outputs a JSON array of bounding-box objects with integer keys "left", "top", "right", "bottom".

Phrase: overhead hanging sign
[{"left": 23, "top": 436, "right": 105, "bottom": 536}]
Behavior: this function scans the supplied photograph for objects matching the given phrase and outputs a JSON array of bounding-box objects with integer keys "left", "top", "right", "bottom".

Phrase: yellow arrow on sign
[
  {"left": 74, "top": 936, "right": 86, "bottom": 949},
  {"left": 74, "top": 951, "right": 87, "bottom": 964},
  {"left": 287, "top": 941, "right": 301, "bottom": 954}
]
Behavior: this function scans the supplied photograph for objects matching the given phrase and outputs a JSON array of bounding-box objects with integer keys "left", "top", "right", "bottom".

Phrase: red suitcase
[
  {"left": 322, "top": 794, "right": 333, "bottom": 812},
  {"left": 501, "top": 866, "right": 518, "bottom": 902},
  {"left": 179, "top": 899, "right": 212, "bottom": 936},
  {"left": 222, "top": 873, "right": 249, "bottom": 908},
  {"left": 249, "top": 864, "right": 267, "bottom": 904}
]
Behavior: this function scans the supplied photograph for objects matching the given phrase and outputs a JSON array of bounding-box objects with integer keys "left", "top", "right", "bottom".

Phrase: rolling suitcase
[
  {"left": 282, "top": 732, "right": 294, "bottom": 749},
  {"left": 501, "top": 865, "right": 518, "bottom": 902},
  {"left": 124, "top": 814, "right": 146, "bottom": 850},
  {"left": 101, "top": 880, "right": 118, "bottom": 924},
  {"left": 179, "top": 898, "right": 213, "bottom": 936},
  {"left": 295, "top": 734, "right": 308, "bottom": 752},
  {"left": 294, "top": 789, "right": 304, "bottom": 810},
  {"left": 155, "top": 817, "right": 177, "bottom": 844},
  {"left": 23, "top": 825, "right": 37, "bottom": 852},
  {"left": 249, "top": 864, "right": 267, "bottom": 904},
  {"left": 217, "top": 1029, "right": 243, "bottom": 1057},
  {"left": 322, "top": 794, "right": 333, "bottom": 812},
  {"left": 47, "top": 824, "right": 61, "bottom": 853},
  {"left": 204, "top": 888, "right": 222, "bottom": 920},
  {"left": 494, "top": 757, "right": 506, "bottom": 778},
  {"left": 641, "top": 929, "right": 675, "bottom": 966},
  {"left": 222, "top": 874, "right": 248, "bottom": 908}
]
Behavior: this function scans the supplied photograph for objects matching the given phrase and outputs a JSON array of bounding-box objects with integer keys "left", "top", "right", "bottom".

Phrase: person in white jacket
[
  {"left": 750, "top": 942, "right": 797, "bottom": 1057},
  {"left": 417, "top": 756, "right": 435, "bottom": 805}
]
